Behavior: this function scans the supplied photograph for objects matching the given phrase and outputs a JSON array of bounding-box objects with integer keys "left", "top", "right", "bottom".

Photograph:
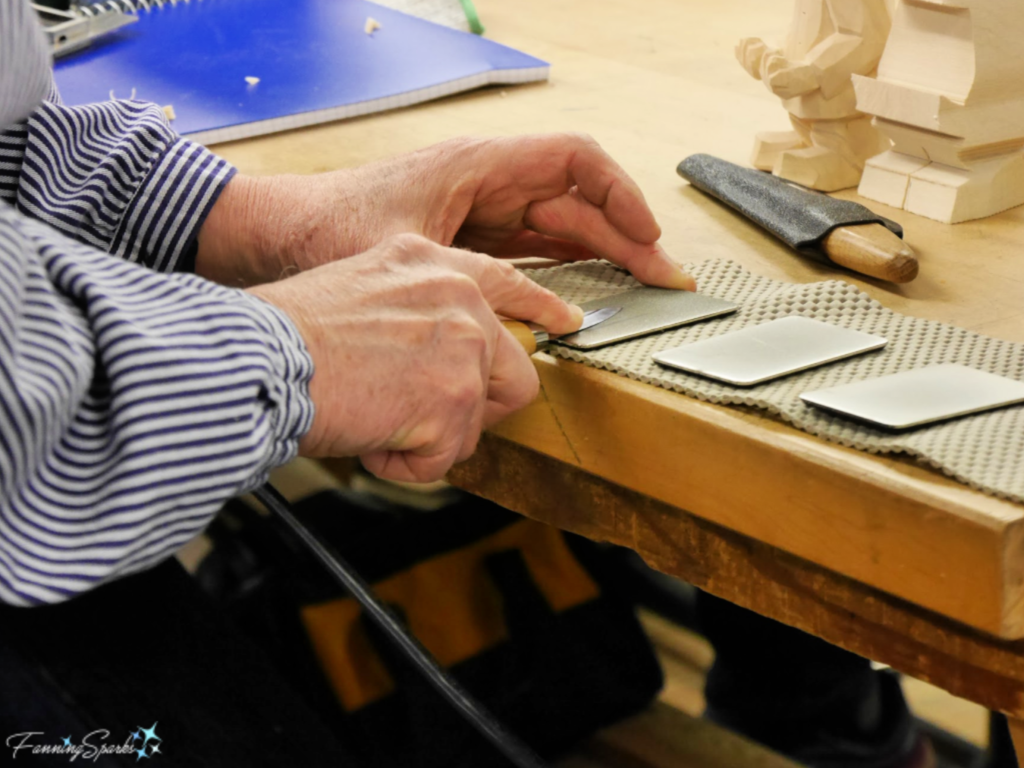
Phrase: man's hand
[
  {"left": 248, "top": 233, "right": 582, "bottom": 482},
  {"left": 199, "top": 134, "right": 695, "bottom": 291}
]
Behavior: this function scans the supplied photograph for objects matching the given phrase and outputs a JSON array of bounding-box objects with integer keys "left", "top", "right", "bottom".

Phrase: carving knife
[
  {"left": 502, "top": 307, "right": 620, "bottom": 354},
  {"left": 677, "top": 154, "right": 918, "bottom": 284}
]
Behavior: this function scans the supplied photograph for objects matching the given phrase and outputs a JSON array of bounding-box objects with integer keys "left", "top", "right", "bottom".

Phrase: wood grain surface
[{"left": 448, "top": 435, "right": 1024, "bottom": 718}]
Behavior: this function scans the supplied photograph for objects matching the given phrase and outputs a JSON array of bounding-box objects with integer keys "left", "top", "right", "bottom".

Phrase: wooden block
[
  {"left": 736, "top": 0, "right": 892, "bottom": 191},
  {"left": 905, "top": 151, "right": 1024, "bottom": 224},
  {"left": 858, "top": 150, "right": 929, "bottom": 208},
  {"left": 876, "top": 118, "right": 969, "bottom": 169},
  {"left": 854, "top": 0, "right": 1024, "bottom": 219},
  {"left": 750, "top": 130, "right": 805, "bottom": 171},
  {"left": 774, "top": 145, "right": 863, "bottom": 191},
  {"left": 852, "top": 76, "right": 948, "bottom": 134}
]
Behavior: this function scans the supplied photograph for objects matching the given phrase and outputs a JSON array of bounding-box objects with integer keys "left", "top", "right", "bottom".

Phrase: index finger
[
  {"left": 564, "top": 135, "right": 662, "bottom": 245},
  {"left": 443, "top": 248, "right": 584, "bottom": 335}
]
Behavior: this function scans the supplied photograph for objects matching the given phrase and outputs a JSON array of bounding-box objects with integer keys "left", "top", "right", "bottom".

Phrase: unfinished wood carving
[
  {"left": 737, "top": 0, "right": 893, "bottom": 192},
  {"left": 854, "top": 0, "right": 1024, "bottom": 223}
]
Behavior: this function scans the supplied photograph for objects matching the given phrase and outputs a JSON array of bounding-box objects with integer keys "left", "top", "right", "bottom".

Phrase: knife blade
[{"left": 502, "top": 307, "right": 621, "bottom": 354}]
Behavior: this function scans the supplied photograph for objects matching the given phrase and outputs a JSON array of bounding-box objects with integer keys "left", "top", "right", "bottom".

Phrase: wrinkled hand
[
  {"left": 736, "top": 37, "right": 773, "bottom": 79},
  {"left": 199, "top": 134, "right": 695, "bottom": 291},
  {"left": 760, "top": 53, "right": 821, "bottom": 99},
  {"left": 248, "top": 233, "right": 582, "bottom": 482}
]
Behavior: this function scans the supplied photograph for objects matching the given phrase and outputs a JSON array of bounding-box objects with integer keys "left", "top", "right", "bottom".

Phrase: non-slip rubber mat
[{"left": 525, "top": 259, "right": 1024, "bottom": 504}]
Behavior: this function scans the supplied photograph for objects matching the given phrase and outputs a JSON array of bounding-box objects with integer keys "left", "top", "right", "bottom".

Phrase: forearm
[
  {"left": 195, "top": 139, "right": 478, "bottom": 285},
  {"left": 0, "top": 210, "right": 313, "bottom": 606}
]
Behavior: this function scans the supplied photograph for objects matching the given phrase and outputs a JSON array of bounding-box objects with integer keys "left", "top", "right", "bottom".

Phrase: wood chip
[
  {"left": 364, "top": 17, "right": 381, "bottom": 34},
  {"left": 244, "top": 76, "right": 260, "bottom": 86},
  {"left": 162, "top": 104, "right": 176, "bottom": 121}
]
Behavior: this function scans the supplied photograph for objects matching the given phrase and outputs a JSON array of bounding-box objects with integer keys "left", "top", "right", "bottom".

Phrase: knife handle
[
  {"left": 501, "top": 320, "right": 540, "bottom": 355},
  {"left": 822, "top": 224, "right": 919, "bottom": 284}
]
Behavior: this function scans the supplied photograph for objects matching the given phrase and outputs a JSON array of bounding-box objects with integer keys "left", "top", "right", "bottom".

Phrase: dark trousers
[
  {"left": 0, "top": 560, "right": 360, "bottom": 767},
  {"left": 697, "top": 590, "right": 879, "bottom": 753}
]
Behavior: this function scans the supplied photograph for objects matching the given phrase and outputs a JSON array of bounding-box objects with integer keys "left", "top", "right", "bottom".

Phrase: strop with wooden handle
[{"left": 677, "top": 154, "right": 919, "bottom": 284}]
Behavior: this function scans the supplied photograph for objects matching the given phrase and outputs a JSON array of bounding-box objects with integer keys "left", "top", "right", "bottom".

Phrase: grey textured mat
[{"left": 524, "top": 259, "right": 1024, "bottom": 505}]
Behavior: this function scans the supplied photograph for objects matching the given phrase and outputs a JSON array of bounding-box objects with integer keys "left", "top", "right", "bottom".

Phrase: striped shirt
[{"left": 0, "top": 0, "right": 315, "bottom": 606}]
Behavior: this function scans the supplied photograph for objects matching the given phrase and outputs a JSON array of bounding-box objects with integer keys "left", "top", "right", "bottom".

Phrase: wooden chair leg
[{"left": 1008, "top": 717, "right": 1024, "bottom": 767}]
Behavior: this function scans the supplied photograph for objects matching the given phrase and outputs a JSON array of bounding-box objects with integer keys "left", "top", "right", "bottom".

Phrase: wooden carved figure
[
  {"left": 737, "top": 0, "right": 893, "bottom": 192},
  {"left": 854, "top": 0, "right": 1024, "bottom": 223}
]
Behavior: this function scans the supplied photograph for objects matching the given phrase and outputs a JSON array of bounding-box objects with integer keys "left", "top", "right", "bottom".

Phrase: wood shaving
[
  {"left": 364, "top": 17, "right": 381, "bottom": 34},
  {"left": 244, "top": 76, "right": 260, "bottom": 86},
  {"left": 162, "top": 104, "right": 176, "bottom": 121}
]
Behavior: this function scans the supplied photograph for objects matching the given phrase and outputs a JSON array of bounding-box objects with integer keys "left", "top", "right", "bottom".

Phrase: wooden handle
[
  {"left": 822, "top": 224, "right": 919, "bottom": 284},
  {"left": 501, "top": 319, "right": 539, "bottom": 355}
]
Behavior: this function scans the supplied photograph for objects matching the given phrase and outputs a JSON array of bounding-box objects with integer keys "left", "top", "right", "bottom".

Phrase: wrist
[{"left": 196, "top": 173, "right": 297, "bottom": 286}]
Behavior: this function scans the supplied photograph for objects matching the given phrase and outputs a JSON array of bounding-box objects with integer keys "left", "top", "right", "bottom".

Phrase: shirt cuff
[
  {"left": 114, "top": 135, "right": 236, "bottom": 274},
  {"left": 232, "top": 290, "right": 317, "bottom": 482}
]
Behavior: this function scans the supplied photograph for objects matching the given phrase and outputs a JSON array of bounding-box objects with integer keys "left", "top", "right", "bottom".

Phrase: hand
[
  {"left": 198, "top": 134, "right": 695, "bottom": 291},
  {"left": 736, "top": 37, "right": 772, "bottom": 79},
  {"left": 760, "top": 53, "right": 821, "bottom": 99},
  {"left": 248, "top": 233, "right": 582, "bottom": 482}
]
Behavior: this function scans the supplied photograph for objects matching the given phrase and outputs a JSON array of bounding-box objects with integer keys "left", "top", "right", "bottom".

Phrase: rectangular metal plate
[
  {"left": 554, "top": 287, "right": 738, "bottom": 350},
  {"left": 652, "top": 316, "right": 887, "bottom": 386},
  {"left": 800, "top": 363, "right": 1024, "bottom": 430}
]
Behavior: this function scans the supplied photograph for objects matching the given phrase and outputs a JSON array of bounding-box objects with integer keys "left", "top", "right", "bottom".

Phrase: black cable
[{"left": 252, "top": 483, "right": 549, "bottom": 768}]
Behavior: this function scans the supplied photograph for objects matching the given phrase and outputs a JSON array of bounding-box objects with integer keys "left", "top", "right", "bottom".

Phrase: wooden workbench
[{"left": 213, "top": 0, "right": 1024, "bottom": 753}]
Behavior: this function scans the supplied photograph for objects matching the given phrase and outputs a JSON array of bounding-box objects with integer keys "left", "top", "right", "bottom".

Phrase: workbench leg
[{"left": 1008, "top": 717, "right": 1024, "bottom": 766}]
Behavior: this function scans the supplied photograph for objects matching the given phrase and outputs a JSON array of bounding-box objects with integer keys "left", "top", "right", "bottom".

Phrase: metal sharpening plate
[
  {"left": 652, "top": 316, "right": 888, "bottom": 386},
  {"left": 555, "top": 287, "right": 738, "bottom": 350},
  {"left": 800, "top": 363, "right": 1024, "bottom": 430}
]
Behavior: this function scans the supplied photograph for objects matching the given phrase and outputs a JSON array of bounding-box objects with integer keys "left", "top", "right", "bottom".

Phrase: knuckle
[
  {"left": 448, "top": 377, "right": 484, "bottom": 409},
  {"left": 520, "top": 371, "right": 541, "bottom": 405},
  {"left": 438, "top": 311, "right": 488, "bottom": 351},
  {"left": 442, "top": 272, "right": 485, "bottom": 304},
  {"left": 386, "top": 232, "right": 432, "bottom": 260},
  {"left": 566, "top": 130, "right": 598, "bottom": 148},
  {"left": 491, "top": 259, "right": 517, "bottom": 279}
]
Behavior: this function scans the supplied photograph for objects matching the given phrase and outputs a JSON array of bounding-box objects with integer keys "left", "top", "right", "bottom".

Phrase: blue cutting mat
[{"left": 54, "top": 0, "right": 548, "bottom": 143}]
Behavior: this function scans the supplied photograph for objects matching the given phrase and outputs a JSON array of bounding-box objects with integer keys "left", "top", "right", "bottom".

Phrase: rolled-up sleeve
[
  {"left": 0, "top": 208, "right": 314, "bottom": 606},
  {"left": 2, "top": 92, "right": 234, "bottom": 274}
]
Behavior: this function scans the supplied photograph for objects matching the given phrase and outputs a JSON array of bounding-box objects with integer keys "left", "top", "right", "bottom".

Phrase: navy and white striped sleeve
[
  {"left": 0, "top": 0, "right": 316, "bottom": 606},
  {"left": 1, "top": 94, "right": 233, "bottom": 274},
  {"left": 0, "top": 209, "right": 314, "bottom": 606}
]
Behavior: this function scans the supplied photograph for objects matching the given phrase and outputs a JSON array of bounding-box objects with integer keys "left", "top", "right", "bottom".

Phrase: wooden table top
[{"left": 213, "top": 0, "right": 1024, "bottom": 637}]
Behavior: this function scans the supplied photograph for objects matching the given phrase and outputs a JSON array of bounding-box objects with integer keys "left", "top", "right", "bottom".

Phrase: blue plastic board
[{"left": 54, "top": 0, "right": 548, "bottom": 143}]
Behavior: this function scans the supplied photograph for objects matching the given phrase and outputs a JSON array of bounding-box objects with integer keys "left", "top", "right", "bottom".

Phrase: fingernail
[
  {"left": 569, "top": 304, "right": 585, "bottom": 329},
  {"left": 655, "top": 245, "right": 697, "bottom": 291}
]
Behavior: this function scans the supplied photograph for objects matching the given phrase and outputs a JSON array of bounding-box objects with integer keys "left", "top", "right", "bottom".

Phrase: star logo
[
  {"left": 61, "top": 736, "right": 72, "bottom": 747},
  {"left": 149, "top": 744, "right": 162, "bottom": 756},
  {"left": 135, "top": 746, "right": 149, "bottom": 762},
  {"left": 138, "top": 723, "right": 160, "bottom": 746},
  {"left": 130, "top": 730, "right": 141, "bottom": 742}
]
